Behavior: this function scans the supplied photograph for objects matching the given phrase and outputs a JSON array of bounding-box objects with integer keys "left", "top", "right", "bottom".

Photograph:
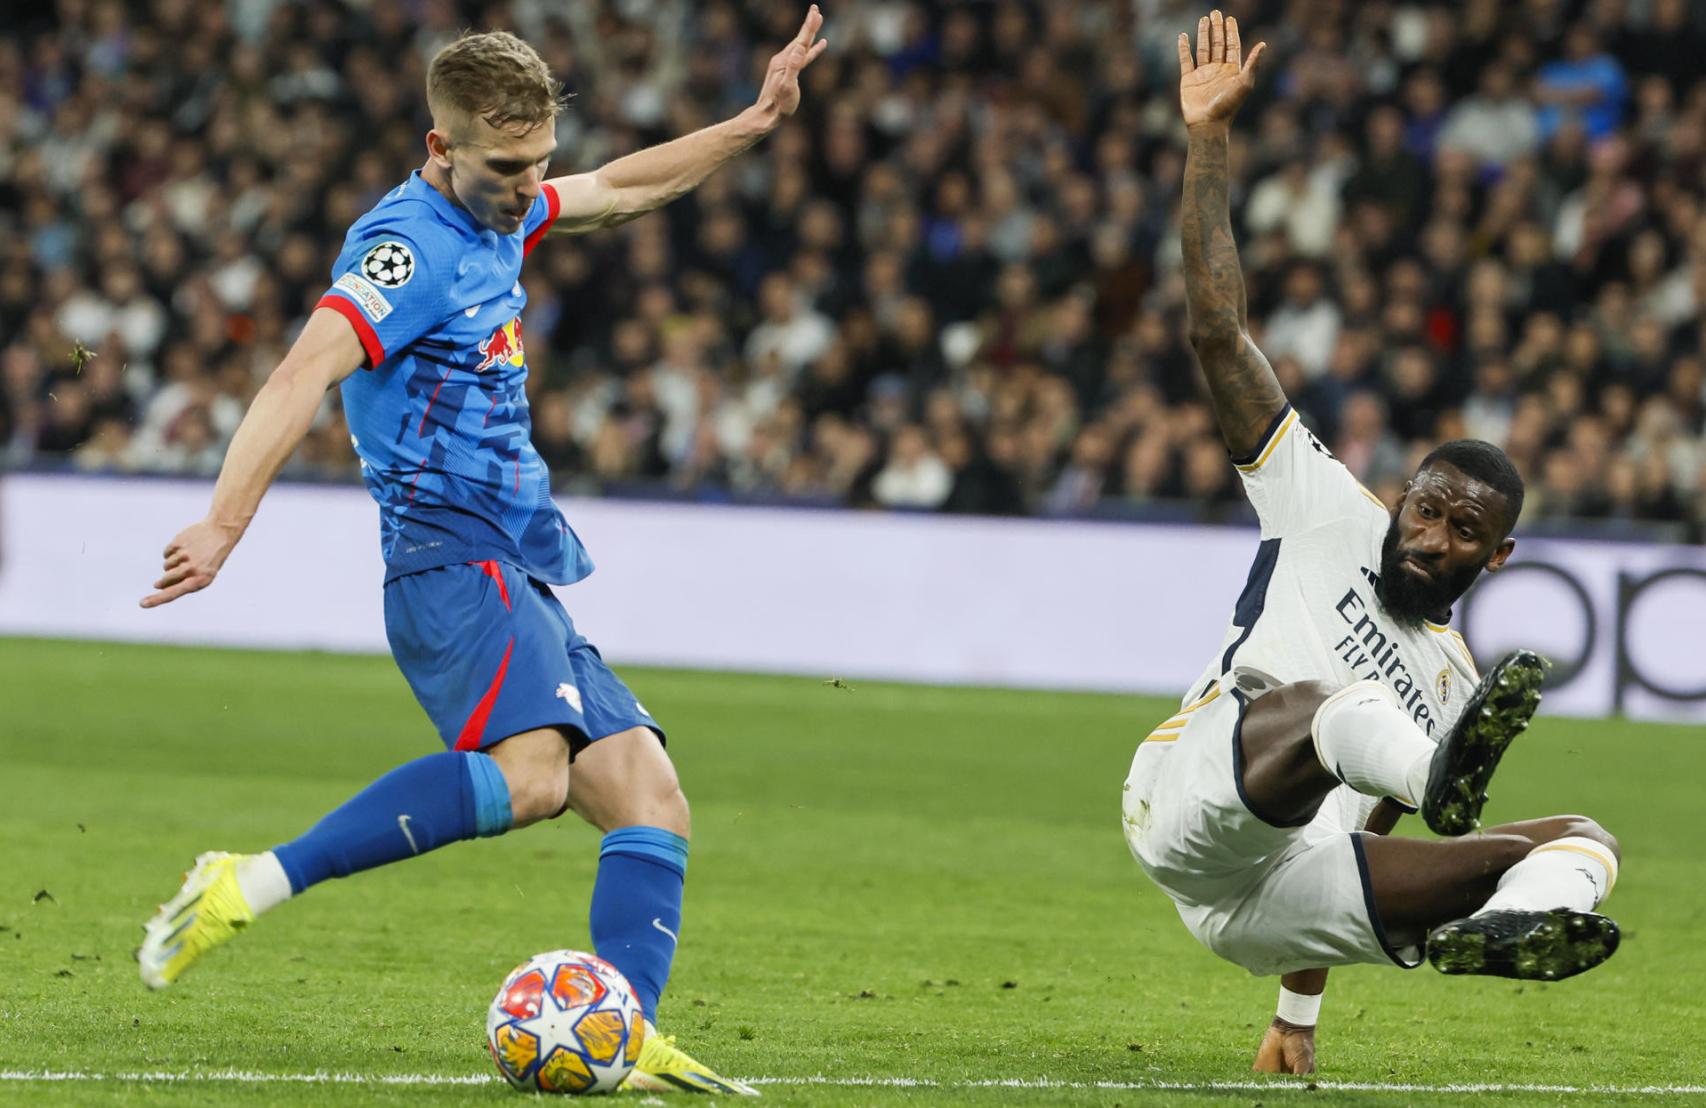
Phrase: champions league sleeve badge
[{"left": 361, "top": 241, "right": 415, "bottom": 288}]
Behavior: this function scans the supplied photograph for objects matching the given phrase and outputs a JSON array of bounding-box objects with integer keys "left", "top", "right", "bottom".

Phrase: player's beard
[{"left": 1375, "top": 512, "right": 1481, "bottom": 629}]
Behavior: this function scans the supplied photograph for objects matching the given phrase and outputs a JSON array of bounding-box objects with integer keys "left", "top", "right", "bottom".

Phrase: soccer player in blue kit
[{"left": 136, "top": 10, "right": 827, "bottom": 1094}]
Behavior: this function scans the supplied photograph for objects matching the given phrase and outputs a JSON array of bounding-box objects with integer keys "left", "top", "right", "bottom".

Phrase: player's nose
[
  {"left": 517, "top": 165, "right": 544, "bottom": 200},
  {"left": 1411, "top": 521, "right": 1449, "bottom": 555}
]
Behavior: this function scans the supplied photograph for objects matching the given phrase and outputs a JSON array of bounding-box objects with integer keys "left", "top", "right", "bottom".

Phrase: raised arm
[
  {"left": 546, "top": 6, "right": 827, "bottom": 234},
  {"left": 140, "top": 307, "right": 366, "bottom": 608},
  {"left": 1177, "top": 11, "right": 1285, "bottom": 460}
]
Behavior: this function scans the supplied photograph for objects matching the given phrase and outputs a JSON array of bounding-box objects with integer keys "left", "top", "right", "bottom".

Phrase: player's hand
[
  {"left": 752, "top": 5, "right": 827, "bottom": 127},
  {"left": 1177, "top": 10, "right": 1265, "bottom": 130},
  {"left": 1252, "top": 1018, "right": 1316, "bottom": 1075},
  {"left": 140, "top": 518, "right": 243, "bottom": 609}
]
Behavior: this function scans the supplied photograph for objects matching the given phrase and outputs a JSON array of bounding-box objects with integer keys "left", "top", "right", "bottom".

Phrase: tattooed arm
[{"left": 1177, "top": 11, "right": 1282, "bottom": 459}]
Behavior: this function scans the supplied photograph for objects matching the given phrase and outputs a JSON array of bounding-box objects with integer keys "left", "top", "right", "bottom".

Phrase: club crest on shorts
[
  {"left": 555, "top": 683, "right": 583, "bottom": 713},
  {"left": 361, "top": 240, "right": 415, "bottom": 288},
  {"left": 1436, "top": 667, "right": 1452, "bottom": 704}
]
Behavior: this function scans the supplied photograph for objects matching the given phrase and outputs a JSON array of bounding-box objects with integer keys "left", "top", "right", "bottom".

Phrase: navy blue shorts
[{"left": 383, "top": 561, "right": 662, "bottom": 754}]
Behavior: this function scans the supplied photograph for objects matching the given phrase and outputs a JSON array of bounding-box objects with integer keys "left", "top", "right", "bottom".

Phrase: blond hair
[{"left": 427, "top": 31, "right": 565, "bottom": 134}]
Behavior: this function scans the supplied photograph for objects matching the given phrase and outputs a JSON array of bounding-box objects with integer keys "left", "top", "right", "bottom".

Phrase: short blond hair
[{"left": 427, "top": 31, "right": 565, "bottom": 134}]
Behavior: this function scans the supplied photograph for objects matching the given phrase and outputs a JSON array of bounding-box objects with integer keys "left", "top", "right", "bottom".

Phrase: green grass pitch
[{"left": 1, "top": 637, "right": 1702, "bottom": 1106}]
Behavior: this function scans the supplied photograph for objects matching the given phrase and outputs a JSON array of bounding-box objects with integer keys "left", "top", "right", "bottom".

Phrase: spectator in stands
[{"left": 1, "top": 0, "right": 1704, "bottom": 542}]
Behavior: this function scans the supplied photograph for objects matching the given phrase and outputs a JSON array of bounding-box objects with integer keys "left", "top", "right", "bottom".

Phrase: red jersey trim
[
  {"left": 523, "top": 181, "right": 561, "bottom": 258},
  {"left": 316, "top": 294, "right": 385, "bottom": 368}
]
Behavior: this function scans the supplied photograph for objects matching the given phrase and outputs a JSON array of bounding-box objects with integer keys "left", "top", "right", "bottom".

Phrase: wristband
[{"left": 1276, "top": 986, "right": 1321, "bottom": 1027}]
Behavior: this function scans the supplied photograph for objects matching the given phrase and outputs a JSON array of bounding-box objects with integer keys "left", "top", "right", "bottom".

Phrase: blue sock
[
  {"left": 590, "top": 827, "right": 688, "bottom": 1023},
  {"left": 273, "top": 750, "right": 512, "bottom": 893}
]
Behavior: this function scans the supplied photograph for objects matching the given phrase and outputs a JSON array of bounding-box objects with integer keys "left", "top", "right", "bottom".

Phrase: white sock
[
  {"left": 1310, "top": 680, "right": 1435, "bottom": 809},
  {"left": 236, "top": 851, "right": 293, "bottom": 916},
  {"left": 1474, "top": 836, "right": 1618, "bottom": 916}
]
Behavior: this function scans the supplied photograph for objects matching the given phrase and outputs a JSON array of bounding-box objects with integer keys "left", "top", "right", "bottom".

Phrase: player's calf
[{"left": 1428, "top": 826, "right": 1620, "bottom": 980}]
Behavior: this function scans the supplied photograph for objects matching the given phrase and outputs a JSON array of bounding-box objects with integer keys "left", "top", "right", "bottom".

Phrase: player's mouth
[{"left": 1400, "top": 556, "right": 1439, "bottom": 582}]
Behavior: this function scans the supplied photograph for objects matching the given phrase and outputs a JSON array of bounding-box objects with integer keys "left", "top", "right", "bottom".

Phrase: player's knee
[
  {"left": 486, "top": 729, "right": 572, "bottom": 827},
  {"left": 1288, "top": 680, "right": 1337, "bottom": 716},
  {"left": 639, "top": 782, "right": 690, "bottom": 840},
  {"left": 506, "top": 760, "right": 570, "bottom": 826},
  {"left": 565, "top": 729, "right": 690, "bottom": 837},
  {"left": 1560, "top": 815, "right": 1620, "bottom": 861},
  {"left": 1243, "top": 679, "right": 1336, "bottom": 749},
  {"left": 620, "top": 766, "right": 689, "bottom": 837}
]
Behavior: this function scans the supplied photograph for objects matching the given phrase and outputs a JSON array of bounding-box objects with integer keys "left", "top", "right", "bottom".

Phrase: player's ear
[
  {"left": 425, "top": 127, "right": 453, "bottom": 169},
  {"left": 1485, "top": 537, "right": 1515, "bottom": 572}
]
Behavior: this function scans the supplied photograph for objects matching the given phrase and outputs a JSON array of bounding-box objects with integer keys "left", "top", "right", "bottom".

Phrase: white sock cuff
[
  {"left": 1310, "top": 680, "right": 1401, "bottom": 771},
  {"left": 235, "top": 851, "right": 293, "bottom": 916},
  {"left": 1529, "top": 836, "right": 1619, "bottom": 897}
]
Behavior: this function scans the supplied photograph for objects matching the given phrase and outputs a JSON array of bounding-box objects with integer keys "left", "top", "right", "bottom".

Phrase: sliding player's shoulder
[{"left": 1235, "top": 406, "right": 1389, "bottom": 536}]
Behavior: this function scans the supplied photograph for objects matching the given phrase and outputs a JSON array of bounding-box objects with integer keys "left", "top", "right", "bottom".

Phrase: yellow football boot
[
  {"left": 138, "top": 851, "right": 256, "bottom": 989},
  {"left": 623, "top": 1020, "right": 759, "bottom": 1095}
]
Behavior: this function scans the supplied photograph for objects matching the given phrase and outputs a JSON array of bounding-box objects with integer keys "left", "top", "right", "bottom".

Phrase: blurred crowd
[{"left": 4, "top": 0, "right": 1706, "bottom": 538}]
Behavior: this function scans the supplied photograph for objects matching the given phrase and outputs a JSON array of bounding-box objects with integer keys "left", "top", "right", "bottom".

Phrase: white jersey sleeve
[{"left": 1233, "top": 405, "right": 1389, "bottom": 538}]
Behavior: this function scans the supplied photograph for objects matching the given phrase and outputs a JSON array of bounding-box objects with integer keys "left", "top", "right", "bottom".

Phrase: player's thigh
[
  {"left": 1198, "top": 831, "right": 1423, "bottom": 976},
  {"left": 551, "top": 622, "right": 683, "bottom": 835},
  {"left": 383, "top": 562, "right": 588, "bottom": 753},
  {"left": 1124, "top": 687, "right": 1301, "bottom": 902}
]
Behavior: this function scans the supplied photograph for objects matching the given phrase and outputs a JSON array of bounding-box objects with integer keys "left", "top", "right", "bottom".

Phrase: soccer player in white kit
[{"left": 1121, "top": 11, "right": 1625, "bottom": 1075}]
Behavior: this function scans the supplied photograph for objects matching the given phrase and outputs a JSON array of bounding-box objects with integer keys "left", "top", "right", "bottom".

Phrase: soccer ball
[{"left": 486, "top": 950, "right": 645, "bottom": 1095}]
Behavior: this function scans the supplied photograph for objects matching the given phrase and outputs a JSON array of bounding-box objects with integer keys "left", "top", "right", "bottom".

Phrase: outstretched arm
[
  {"left": 547, "top": 5, "right": 827, "bottom": 233},
  {"left": 1177, "top": 11, "right": 1285, "bottom": 460},
  {"left": 140, "top": 308, "right": 366, "bottom": 608}
]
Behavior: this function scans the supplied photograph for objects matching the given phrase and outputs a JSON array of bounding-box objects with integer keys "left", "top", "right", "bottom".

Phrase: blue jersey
[{"left": 317, "top": 171, "right": 593, "bottom": 585}]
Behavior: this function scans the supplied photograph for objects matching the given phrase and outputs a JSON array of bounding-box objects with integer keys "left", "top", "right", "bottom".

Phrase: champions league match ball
[{"left": 486, "top": 950, "right": 645, "bottom": 1095}]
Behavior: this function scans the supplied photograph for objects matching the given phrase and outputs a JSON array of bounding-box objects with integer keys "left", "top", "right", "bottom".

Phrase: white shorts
[{"left": 1121, "top": 684, "right": 1421, "bottom": 976}]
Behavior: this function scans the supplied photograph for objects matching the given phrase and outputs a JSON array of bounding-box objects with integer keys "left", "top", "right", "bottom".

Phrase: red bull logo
[{"left": 475, "top": 317, "right": 525, "bottom": 372}]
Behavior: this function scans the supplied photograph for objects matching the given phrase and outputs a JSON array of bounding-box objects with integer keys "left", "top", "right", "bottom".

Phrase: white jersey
[{"left": 1186, "top": 406, "right": 1480, "bottom": 739}]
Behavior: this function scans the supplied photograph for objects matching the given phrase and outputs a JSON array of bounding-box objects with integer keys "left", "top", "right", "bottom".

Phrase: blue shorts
[{"left": 383, "top": 561, "right": 662, "bottom": 755}]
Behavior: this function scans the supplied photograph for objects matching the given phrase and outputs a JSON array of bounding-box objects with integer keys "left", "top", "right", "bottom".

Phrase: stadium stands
[{"left": 2, "top": 0, "right": 1703, "bottom": 539}]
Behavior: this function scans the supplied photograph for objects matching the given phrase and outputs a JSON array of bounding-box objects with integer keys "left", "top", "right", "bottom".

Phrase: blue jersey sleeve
[{"left": 316, "top": 233, "right": 450, "bottom": 368}]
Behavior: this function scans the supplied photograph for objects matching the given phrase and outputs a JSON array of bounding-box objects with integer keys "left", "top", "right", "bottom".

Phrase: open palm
[{"left": 1178, "top": 10, "right": 1265, "bottom": 128}]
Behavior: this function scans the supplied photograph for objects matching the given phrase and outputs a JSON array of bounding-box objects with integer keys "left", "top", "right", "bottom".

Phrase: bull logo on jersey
[
  {"left": 475, "top": 318, "right": 525, "bottom": 373},
  {"left": 1436, "top": 667, "right": 1452, "bottom": 704}
]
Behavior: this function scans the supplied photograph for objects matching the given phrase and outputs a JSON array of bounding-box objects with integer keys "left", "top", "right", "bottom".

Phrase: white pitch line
[{"left": 2, "top": 1071, "right": 1705, "bottom": 1094}]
